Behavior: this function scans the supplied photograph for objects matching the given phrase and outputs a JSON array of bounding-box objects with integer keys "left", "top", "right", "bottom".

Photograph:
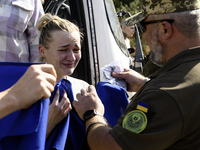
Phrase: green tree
[
  {"left": 114, "top": 0, "right": 150, "bottom": 56},
  {"left": 114, "top": 0, "right": 142, "bottom": 16},
  {"left": 114, "top": 0, "right": 160, "bottom": 76}
]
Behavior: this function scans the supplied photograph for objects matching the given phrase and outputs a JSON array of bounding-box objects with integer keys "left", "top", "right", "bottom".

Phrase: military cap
[{"left": 126, "top": 0, "right": 200, "bottom": 26}]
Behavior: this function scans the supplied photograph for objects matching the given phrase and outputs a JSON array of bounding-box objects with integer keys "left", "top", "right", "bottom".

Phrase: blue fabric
[
  {"left": 45, "top": 79, "right": 86, "bottom": 150},
  {"left": 81, "top": 82, "right": 130, "bottom": 149},
  {"left": 46, "top": 80, "right": 129, "bottom": 150},
  {"left": 96, "top": 82, "right": 129, "bottom": 127},
  {"left": 0, "top": 62, "right": 49, "bottom": 150}
]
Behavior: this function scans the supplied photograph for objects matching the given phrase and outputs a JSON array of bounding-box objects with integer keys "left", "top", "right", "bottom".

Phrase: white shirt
[{"left": 67, "top": 76, "right": 89, "bottom": 97}]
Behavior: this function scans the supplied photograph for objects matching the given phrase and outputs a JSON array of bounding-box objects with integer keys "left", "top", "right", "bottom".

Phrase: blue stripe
[{"left": 138, "top": 101, "right": 148, "bottom": 108}]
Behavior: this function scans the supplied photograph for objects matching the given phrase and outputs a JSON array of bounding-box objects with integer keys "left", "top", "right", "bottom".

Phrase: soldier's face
[
  {"left": 142, "top": 21, "right": 165, "bottom": 67},
  {"left": 149, "top": 28, "right": 164, "bottom": 67},
  {"left": 123, "top": 25, "right": 135, "bottom": 38}
]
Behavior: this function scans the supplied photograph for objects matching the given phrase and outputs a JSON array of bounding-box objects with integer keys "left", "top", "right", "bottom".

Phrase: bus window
[{"left": 104, "top": 0, "right": 129, "bottom": 57}]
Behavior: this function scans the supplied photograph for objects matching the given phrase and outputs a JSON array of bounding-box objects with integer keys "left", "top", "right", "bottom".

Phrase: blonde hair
[{"left": 38, "top": 13, "right": 83, "bottom": 49}]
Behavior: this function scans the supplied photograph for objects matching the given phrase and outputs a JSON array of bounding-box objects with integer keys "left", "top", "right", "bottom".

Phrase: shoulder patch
[{"left": 122, "top": 110, "right": 147, "bottom": 133}]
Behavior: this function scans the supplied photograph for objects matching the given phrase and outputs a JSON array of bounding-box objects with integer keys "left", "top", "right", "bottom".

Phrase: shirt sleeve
[
  {"left": 109, "top": 89, "right": 183, "bottom": 150},
  {"left": 26, "top": 0, "right": 44, "bottom": 62}
]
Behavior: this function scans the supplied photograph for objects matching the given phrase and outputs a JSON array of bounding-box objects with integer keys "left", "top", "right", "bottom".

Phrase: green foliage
[
  {"left": 114, "top": 0, "right": 142, "bottom": 16},
  {"left": 113, "top": 0, "right": 150, "bottom": 55}
]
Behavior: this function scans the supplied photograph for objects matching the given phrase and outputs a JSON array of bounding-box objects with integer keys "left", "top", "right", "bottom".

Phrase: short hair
[
  {"left": 149, "top": 9, "right": 200, "bottom": 38},
  {"left": 120, "top": 18, "right": 126, "bottom": 27}
]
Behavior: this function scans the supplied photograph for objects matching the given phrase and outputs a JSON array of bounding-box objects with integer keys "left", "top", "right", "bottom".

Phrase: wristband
[{"left": 86, "top": 122, "right": 107, "bottom": 135}]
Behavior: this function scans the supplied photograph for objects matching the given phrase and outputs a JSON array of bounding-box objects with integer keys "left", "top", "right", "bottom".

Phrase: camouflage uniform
[
  {"left": 109, "top": 0, "right": 200, "bottom": 149},
  {"left": 126, "top": 0, "right": 200, "bottom": 25},
  {"left": 110, "top": 47, "right": 200, "bottom": 149}
]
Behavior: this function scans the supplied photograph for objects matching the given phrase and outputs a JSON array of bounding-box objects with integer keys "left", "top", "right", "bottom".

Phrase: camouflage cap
[{"left": 125, "top": 0, "right": 200, "bottom": 26}]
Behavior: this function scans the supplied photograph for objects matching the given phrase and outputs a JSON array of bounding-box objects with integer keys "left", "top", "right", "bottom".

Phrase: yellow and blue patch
[
  {"left": 136, "top": 101, "right": 148, "bottom": 113},
  {"left": 122, "top": 101, "right": 149, "bottom": 133}
]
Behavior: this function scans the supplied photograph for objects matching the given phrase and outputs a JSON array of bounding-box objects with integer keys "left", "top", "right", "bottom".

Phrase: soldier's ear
[{"left": 161, "top": 21, "right": 173, "bottom": 39}]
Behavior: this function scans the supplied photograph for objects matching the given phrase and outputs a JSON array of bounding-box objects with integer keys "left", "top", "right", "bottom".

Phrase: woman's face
[{"left": 40, "top": 30, "right": 81, "bottom": 81}]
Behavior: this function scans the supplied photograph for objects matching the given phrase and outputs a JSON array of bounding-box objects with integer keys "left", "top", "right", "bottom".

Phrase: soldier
[
  {"left": 121, "top": 18, "right": 135, "bottom": 49},
  {"left": 72, "top": 0, "right": 200, "bottom": 149}
]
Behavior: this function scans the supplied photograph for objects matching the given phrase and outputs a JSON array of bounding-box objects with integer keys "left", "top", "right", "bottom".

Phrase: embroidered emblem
[{"left": 122, "top": 110, "right": 147, "bottom": 133}]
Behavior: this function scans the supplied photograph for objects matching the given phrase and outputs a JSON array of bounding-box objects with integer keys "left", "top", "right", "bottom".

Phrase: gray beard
[{"left": 149, "top": 28, "right": 164, "bottom": 67}]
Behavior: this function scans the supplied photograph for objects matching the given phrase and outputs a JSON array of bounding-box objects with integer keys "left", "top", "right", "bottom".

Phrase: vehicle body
[{"left": 43, "top": 0, "right": 132, "bottom": 86}]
